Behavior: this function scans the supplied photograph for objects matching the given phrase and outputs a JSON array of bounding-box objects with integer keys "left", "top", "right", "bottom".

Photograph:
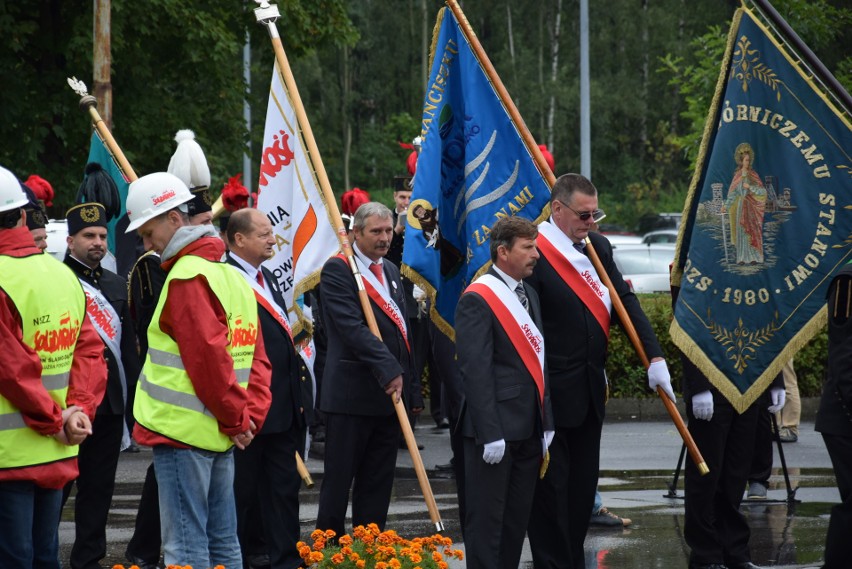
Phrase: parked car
[
  {"left": 641, "top": 228, "right": 678, "bottom": 245},
  {"left": 612, "top": 244, "right": 675, "bottom": 293},
  {"left": 45, "top": 219, "right": 68, "bottom": 262},
  {"left": 601, "top": 233, "right": 643, "bottom": 248}
]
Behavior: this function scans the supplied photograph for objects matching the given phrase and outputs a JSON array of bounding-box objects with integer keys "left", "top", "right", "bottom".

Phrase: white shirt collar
[
  {"left": 492, "top": 264, "right": 521, "bottom": 292},
  {"left": 353, "top": 242, "right": 383, "bottom": 268},
  {"left": 229, "top": 251, "right": 263, "bottom": 282}
]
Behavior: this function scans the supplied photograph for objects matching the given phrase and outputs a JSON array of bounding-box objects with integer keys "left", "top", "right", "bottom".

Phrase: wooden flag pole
[
  {"left": 584, "top": 238, "right": 709, "bottom": 475},
  {"left": 445, "top": 0, "right": 556, "bottom": 187},
  {"left": 253, "top": 1, "right": 444, "bottom": 531},
  {"left": 67, "top": 77, "right": 138, "bottom": 182},
  {"left": 445, "top": 0, "right": 708, "bottom": 475}
]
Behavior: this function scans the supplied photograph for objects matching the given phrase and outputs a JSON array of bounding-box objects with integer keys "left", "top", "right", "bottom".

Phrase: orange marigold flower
[
  {"left": 324, "top": 529, "right": 337, "bottom": 540},
  {"left": 349, "top": 552, "right": 361, "bottom": 561},
  {"left": 432, "top": 551, "right": 443, "bottom": 562},
  {"left": 409, "top": 553, "right": 422, "bottom": 563},
  {"left": 437, "top": 562, "right": 448, "bottom": 569},
  {"left": 309, "top": 551, "right": 324, "bottom": 563},
  {"left": 299, "top": 545, "right": 312, "bottom": 558},
  {"left": 388, "top": 559, "right": 402, "bottom": 569},
  {"left": 339, "top": 535, "right": 353, "bottom": 547},
  {"left": 356, "top": 561, "right": 366, "bottom": 569},
  {"left": 311, "top": 529, "right": 325, "bottom": 541},
  {"left": 331, "top": 553, "right": 344, "bottom": 564},
  {"left": 367, "top": 523, "right": 380, "bottom": 534},
  {"left": 340, "top": 546, "right": 353, "bottom": 556},
  {"left": 375, "top": 562, "right": 388, "bottom": 569}
]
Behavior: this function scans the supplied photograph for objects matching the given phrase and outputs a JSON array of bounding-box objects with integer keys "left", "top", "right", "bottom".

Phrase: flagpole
[
  {"left": 67, "top": 77, "right": 138, "bottom": 182},
  {"left": 445, "top": 0, "right": 708, "bottom": 475},
  {"left": 750, "top": 0, "right": 852, "bottom": 115},
  {"left": 584, "top": 237, "right": 710, "bottom": 476},
  {"left": 445, "top": 0, "right": 556, "bottom": 187},
  {"left": 253, "top": 1, "right": 444, "bottom": 531}
]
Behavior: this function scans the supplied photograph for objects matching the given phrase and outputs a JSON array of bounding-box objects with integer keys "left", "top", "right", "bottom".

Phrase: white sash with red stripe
[
  {"left": 342, "top": 254, "right": 409, "bottom": 352},
  {"left": 79, "top": 278, "right": 130, "bottom": 450},
  {"left": 466, "top": 274, "right": 545, "bottom": 408},
  {"left": 537, "top": 220, "right": 612, "bottom": 337}
]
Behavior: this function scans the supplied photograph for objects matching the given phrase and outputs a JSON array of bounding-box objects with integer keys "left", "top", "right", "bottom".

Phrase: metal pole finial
[
  {"left": 254, "top": 0, "right": 280, "bottom": 23},
  {"left": 68, "top": 76, "right": 99, "bottom": 111}
]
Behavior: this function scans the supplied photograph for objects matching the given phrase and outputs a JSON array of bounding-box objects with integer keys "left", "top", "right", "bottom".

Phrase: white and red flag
[{"left": 256, "top": 62, "right": 339, "bottom": 336}]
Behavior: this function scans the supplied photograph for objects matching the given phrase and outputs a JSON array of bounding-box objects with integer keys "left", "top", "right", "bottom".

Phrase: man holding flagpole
[
  {"left": 315, "top": 202, "right": 412, "bottom": 540},
  {"left": 455, "top": 216, "right": 553, "bottom": 569},
  {"left": 526, "top": 173, "right": 675, "bottom": 569}
]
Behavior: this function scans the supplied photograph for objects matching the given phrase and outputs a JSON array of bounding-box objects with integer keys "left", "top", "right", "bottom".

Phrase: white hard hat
[
  {"left": 0, "top": 166, "right": 29, "bottom": 213},
  {"left": 125, "top": 172, "right": 194, "bottom": 232}
]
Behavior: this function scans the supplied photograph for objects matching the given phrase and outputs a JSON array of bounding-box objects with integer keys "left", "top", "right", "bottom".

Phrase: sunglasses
[{"left": 556, "top": 200, "right": 607, "bottom": 223}]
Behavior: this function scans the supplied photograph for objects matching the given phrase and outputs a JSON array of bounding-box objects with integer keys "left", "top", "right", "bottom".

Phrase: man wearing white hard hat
[
  {"left": 0, "top": 165, "right": 107, "bottom": 569},
  {"left": 125, "top": 130, "right": 218, "bottom": 568},
  {"left": 126, "top": 171, "right": 272, "bottom": 568}
]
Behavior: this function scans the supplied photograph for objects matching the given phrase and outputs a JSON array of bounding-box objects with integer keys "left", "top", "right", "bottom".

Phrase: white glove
[
  {"left": 692, "top": 390, "right": 714, "bottom": 421},
  {"left": 767, "top": 387, "right": 786, "bottom": 414},
  {"left": 648, "top": 359, "right": 676, "bottom": 403},
  {"left": 483, "top": 439, "right": 506, "bottom": 464},
  {"left": 542, "top": 430, "right": 555, "bottom": 458}
]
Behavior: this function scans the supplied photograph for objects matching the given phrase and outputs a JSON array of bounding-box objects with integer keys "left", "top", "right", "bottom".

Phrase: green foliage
[{"left": 605, "top": 293, "right": 828, "bottom": 398}]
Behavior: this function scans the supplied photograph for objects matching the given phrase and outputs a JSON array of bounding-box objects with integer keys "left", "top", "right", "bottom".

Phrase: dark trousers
[
  {"left": 528, "top": 411, "right": 603, "bottom": 569},
  {"left": 684, "top": 396, "right": 759, "bottom": 567},
  {"left": 748, "top": 402, "right": 773, "bottom": 485},
  {"left": 61, "top": 413, "right": 124, "bottom": 569},
  {"left": 463, "top": 434, "right": 540, "bottom": 569},
  {"left": 822, "top": 433, "right": 852, "bottom": 568},
  {"left": 0, "top": 481, "right": 62, "bottom": 569},
  {"left": 126, "top": 462, "right": 161, "bottom": 563},
  {"left": 316, "top": 413, "right": 400, "bottom": 538},
  {"left": 234, "top": 428, "right": 303, "bottom": 569}
]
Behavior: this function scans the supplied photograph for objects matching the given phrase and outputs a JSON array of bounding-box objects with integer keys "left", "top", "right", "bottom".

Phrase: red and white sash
[
  {"left": 537, "top": 220, "right": 612, "bottom": 337},
  {"left": 337, "top": 254, "right": 409, "bottom": 352},
  {"left": 465, "top": 274, "right": 545, "bottom": 409},
  {"left": 235, "top": 267, "right": 295, "bottom": 347},
  {"left": 79, "top": 278, "right": 130, "bottom": 449}
]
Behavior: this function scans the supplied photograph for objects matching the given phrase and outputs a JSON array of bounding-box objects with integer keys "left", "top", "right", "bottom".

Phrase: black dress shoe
[
  {"left": 399, "top": 441, "right": 425, "bottom": 450},
  {"left": 689, "top": 564, "right": 728, "bottom": 569},
  {"left": 125, "top": 552, "right": 160, "bottom": 569},
  {"left": 728, "top": 563, "right": 762, "bottom": 569},
  {"left": 435, "top": 462, "right": 454, "bottom": 471}
]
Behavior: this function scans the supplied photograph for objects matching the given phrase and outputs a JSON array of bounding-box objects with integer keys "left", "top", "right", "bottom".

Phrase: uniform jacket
[
  {"left": 64, "top": 253, "right": 140, "bottom": 417},
  {"left": 455, "top": 268, "right": 553, "bottom": 445},
  {"left": 226, "top": 253, "right": 311, "bottom": 434},
  {"left": 527, "top": 230, "right": 662, "bottom": 428},
  {"left": 817, "top": 263, "right": 852, "bottom": 436},
  {"left": 318, "top": 253, "right": 413, "bottom": 416}
]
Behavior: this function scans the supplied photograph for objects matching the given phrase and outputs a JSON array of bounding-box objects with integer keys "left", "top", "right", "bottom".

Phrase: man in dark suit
[
  {"left": 61, "top": 203, "right": 141, "bottom": 569},
  {"left": 527, "top": 173, "right": 675, "bottom": 569},
  {"left": 455, "top": 216, "right": 554, "bottom": 569},
  {"left": 816, "top": 264, "right": 852, "bottom": 568},
  {"left": 315, "top": 202, "right": 413, "bottom": 539},
  {"left": 225, "top": 208, "right": 312, "bottom": 569}
]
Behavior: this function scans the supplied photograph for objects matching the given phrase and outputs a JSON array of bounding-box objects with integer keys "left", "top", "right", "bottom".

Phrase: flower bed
[{"left": 300, "top": 524, "right": 464, "bottom": 569}]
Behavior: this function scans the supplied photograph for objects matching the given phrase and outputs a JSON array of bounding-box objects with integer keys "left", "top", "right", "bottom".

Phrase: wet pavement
[{"left": 60, "top": 414, "right": 838, "bottom": 568}]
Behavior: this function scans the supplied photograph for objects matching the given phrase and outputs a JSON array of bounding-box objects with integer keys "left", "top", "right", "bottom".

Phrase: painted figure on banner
[{"left": 724, "top": 143, "right": 767, "bottom": 265}]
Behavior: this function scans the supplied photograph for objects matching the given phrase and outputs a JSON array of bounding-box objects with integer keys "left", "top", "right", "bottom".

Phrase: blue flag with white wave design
[
  {"left": 670, "top": 6, "right": 852, "bottom": 411},
  {"left": 402, "top": 6, "right": 551, "bottom": 338}
]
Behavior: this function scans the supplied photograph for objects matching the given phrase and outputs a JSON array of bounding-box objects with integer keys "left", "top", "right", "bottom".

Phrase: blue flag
[
  {"left": 670, "top": 6, "right": 852, "bottom": 411},
  {"left": 402, "top": 6, "right": 551, "bottom": 339}
]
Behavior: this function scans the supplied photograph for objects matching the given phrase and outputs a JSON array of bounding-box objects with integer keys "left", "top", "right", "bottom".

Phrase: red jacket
[
  {"left": 0, "top": 227, "right": 107, "bottom": 488},
  {"left": 133, "top": 235, "right": 272, "bottom": 448}
]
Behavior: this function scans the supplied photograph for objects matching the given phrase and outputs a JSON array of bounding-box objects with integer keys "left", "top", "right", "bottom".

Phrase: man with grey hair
[{"left": 315, "top": 202, "right": 413, "bottom": 539}]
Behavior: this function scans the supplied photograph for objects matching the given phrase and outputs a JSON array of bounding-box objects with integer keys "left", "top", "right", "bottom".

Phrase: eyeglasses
[{"left": 557, "top": 200, "right": 606, "bottom": 223}]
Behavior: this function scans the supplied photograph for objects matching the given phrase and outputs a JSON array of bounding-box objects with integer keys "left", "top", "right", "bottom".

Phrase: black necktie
[
  {"left": 515, "top": 282, "right": 529, "bottom": 312},
  {"left": 574, "top": 242, "right": 587, "bottom": 256}
]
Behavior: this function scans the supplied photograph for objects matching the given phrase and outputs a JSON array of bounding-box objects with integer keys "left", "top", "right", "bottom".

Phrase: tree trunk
[{"left": 341, "top": 44, "right": 351, "bottom": 191}]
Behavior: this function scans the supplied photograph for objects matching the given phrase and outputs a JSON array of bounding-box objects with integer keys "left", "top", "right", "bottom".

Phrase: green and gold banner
[{"left": 671, "top": 6, "right": 852, "bottom": 411}]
